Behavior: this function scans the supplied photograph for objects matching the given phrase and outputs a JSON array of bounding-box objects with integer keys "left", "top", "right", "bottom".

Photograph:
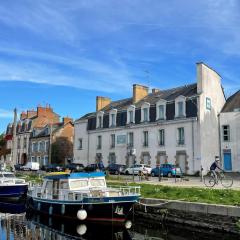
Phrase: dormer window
[
  {"left": 175, "top": 96, "right": 186, "bottom": 118},
  {"left": 109, "top": 109, "right": 117, "bottom": 127},
  {"left": 127, "top": 105, "right": 136, "bottom": 124},
  {"left": 156, "top": 99, "right": 166, "bottom": 120},
  {"left": 141, "top": 102, "right": 150, "bottom": 122},
  {"left": 96, "top": 111, "right": 104, "bottom": 128}
]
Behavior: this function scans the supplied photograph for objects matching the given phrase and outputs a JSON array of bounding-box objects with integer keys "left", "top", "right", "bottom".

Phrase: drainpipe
[
  {"left": 218, "top": 114, "right": 222, "bottom": 165},
  {"left": 192, "top": 118, "right": 195, "bottom": 173},
  {"left": 87, "top": 129, "right": 90, "bottom": 165}
]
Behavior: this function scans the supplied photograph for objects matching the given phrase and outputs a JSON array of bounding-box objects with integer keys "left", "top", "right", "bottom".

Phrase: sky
[{"left": 0, "top": 0, "right": 240, "bottom": 133}]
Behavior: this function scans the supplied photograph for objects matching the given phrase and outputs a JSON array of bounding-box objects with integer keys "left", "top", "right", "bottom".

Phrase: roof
[
  {"left": 44, "top": 172, "right": 105, "bottom": 180},
  {"left": 79, "top": 83, "right": 197, "bottom": 120},
  {"left": 221, "top": 90, "right": 240, "bottom": 112}
]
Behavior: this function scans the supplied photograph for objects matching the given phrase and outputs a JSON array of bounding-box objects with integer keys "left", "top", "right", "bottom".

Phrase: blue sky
[{"left": 0, "top": 0, "right": 240, "bottom": 133}]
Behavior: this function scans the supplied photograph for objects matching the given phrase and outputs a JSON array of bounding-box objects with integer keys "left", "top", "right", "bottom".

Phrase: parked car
[
  {"left": 151, "top": 164, "right": 182, "bottom": 177},
  {"left": 124, "top": 164, "right": 152, "bottom": 175},
  {"left": 84, "top": 163, "right": 105, "bottom": 172},
  {"left": 14, "top": 163, "right": 24, "bottom": 171},
  {"left": 107, "top": 164, "right": 126, "bottom": 175},
  {"left": 43, "top": 164, "right": 65, "bottom": 172},
  {"left": 65, "top": 163, "right": 84, "bottom": 172},
  {"left": 21, "top": 162, "right": 40, "bottom": 171}
]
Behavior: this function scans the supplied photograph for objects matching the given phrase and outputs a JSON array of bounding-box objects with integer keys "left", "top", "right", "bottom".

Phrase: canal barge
[
  {"left": 0, "top": 171, "right": 28, "bottom": 202},
  {"left": 27, "top": 172, "right": 140, "bottom": 223}
]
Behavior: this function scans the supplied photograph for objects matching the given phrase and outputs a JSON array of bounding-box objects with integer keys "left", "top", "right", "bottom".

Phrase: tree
[{"left": 51, "top": 137, "right": 73, "bottom": 164}]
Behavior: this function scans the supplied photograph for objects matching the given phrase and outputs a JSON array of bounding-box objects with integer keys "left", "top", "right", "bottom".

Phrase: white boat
[{"left": 0, "top": 171, "right": 28, "bottom": 202}]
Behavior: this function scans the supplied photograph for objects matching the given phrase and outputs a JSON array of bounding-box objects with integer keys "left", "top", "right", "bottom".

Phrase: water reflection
[{"left": 0, "top": 206, "right": 239, "bottom": 240}]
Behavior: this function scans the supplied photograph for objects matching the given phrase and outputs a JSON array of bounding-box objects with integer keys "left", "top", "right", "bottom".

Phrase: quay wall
[{"left": 135, "top": 198, "right": 240, "bottom": 234}]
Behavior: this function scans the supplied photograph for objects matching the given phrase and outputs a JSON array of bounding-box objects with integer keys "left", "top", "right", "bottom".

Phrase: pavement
[{"left": 109, "top": 174, "right": 240, "bottom": 190}]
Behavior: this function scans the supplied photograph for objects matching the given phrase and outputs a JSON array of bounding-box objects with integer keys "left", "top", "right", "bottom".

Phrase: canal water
[{"left": 0, "top": 202, "right": 239, "bottom": 240}]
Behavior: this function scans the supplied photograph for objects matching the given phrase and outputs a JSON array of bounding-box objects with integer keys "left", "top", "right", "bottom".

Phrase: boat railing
[
  {"left": 30, "top": 185, "right": 140, "bottom": 201},
  {"left": 0, "top": 178, "right": 26, "bottom": 185}
]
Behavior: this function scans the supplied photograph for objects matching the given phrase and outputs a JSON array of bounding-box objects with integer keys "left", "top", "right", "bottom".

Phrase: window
[
  {"left": 177, "top": 127, "right": 185, "bottom": 145},
  {"left": 23, "top": 137, "right": 27, "bottom": 148},
  {"left": 143, "top": 131, "right": 148, "bottom": 147},
  {"left": 39, "top": 141, "right": 44, "bottom": 152},
  {"left": 90, "top": 179, "right": 105, "bottom": 187},
  {"left": 127, "top": 105, "right": 136, "bottom": 124},
  {"left": 158, "top": 105, "right": 164, "bottom": 120},
  {"left": 45, "top": 141, "right": 50, "bottom": 152},
  {"left": 110, "top": 113, "right": 116, "bottom": 127},
  {"left": 78, "top": 138, "right": 83, "bottom": 149},
  {"left": 128, "top": 132, "right": 134, "bottom": 147},
  {"left": 98, "top": 116, "right": 102, "bottom": 128},
  {"left": 222, "top": 125, "right": 230, "bottom": 141},
  {"left": 110, "top": 134, "right": 115, "bottom": 148},
  {"left": 159, "top": 129, "right": 165, "bottom": 146},
  {"left": 178, "top": 102, "right": 184, "bottom": 116},
  {"left": 129, "top": 110, "right": 134, "bottom": 123},
  {"left": 109, "top": 152, "right": 116, "bottom": 164},
  {"left": 143, "top": 108, "right": 148, "bottom": 121},
  {"left": 97, "top": 136, "right": 102, "bottom": 149},
  {"left": 70, "top": 180, "right": 88, "bottom": 190}
]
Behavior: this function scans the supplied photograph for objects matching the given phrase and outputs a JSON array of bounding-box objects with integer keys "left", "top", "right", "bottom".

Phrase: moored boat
[
  {"left": 0, "top": 171, "right": 28, "bottom": 202},
  {"left": 27, "top": 172, "right": 140, "bottom": 223}
]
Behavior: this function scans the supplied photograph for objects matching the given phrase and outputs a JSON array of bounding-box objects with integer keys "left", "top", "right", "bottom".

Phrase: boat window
[
  {"left": 3, "top": 173, "right": 15, "bottom": 178},
  {"left": 60, "top": 180, "right": 69, "bottom": 190},
  {"left": 90, "top": 179, "right": 105, "bottom": 187},
  {"left": 69, "top": 180, "right": 88, "bottom": 190}
]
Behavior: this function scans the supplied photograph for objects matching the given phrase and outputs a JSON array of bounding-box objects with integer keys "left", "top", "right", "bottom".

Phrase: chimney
[
  {"left": 96, "top": 96, "right": 111, "bottom": 111},
  {"left": 133, "top": 84, "right": 149, "bottom": 103},
  {"left": 20, "top": 112, "right": 27, "bottom": 120},
  {"left": 63, "top": 117, "right": 73, "bottom": 125},
  {"left": 152, "top": 88, "right": 160, "bottom": 94}
]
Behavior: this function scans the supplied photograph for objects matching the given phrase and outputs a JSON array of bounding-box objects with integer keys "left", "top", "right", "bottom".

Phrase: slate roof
[
  {"left": 78, "top": 83, "right": 198, "bottom": 120},
  {"left": 221, "top": 90, "right": 240, "bottom": 112}
]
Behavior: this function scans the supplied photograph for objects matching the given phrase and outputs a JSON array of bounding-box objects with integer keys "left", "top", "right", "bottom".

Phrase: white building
[
  {"left": 219, "top": 90, "right": 240, "bottom": 172},
  {"left": 74, "top": 63, "right": 225, "bottom": 174}
]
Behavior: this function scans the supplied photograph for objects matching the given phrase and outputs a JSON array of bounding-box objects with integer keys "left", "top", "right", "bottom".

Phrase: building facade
[
  {"left": 8, "top": 105, "right": 60, "bottom": 165},
  {"left": 219, "top": 90, "right": 240, "bottom": 172},
  {"left": 29, "top": 117, "right": 74, "bottom": 167},
  {"left": 74, "top": 63, "right": 225, "bottom": 174}
]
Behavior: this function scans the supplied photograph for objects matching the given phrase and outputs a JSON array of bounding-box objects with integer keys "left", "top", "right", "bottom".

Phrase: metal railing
[{"left": 29, "top": 185, "right": 141, "bottom": 201}]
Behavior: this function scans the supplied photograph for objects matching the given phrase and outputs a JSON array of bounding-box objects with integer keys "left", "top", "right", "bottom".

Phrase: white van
[{"left": 21, "top": 162, "right": 40, "bottom": 171}]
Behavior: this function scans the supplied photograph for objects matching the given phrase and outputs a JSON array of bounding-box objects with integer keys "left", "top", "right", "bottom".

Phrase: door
[
  {"left": 223, "top": 153, "right": 232, "bottom": 171},
  {"left": 177, "top": 154, "right": 186, "bottom": 173}
]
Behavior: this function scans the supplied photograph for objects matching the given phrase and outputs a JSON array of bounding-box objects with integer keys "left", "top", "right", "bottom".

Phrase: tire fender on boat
[{"left": 77, "top": 209, "right": 87, "bottom": 220}]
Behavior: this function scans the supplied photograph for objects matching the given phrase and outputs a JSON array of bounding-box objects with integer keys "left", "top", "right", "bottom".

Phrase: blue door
[{"left": 223, "top": 153, "right": 232, "bottom": 171}]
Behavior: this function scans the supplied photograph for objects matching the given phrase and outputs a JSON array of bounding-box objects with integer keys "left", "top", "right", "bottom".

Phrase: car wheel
[
  {"left": 151, "top": 172, "right": 155, "bottom": 177},
  {"left": 167, "top": 172, "right": 172, "bottom": 177},
  {"left": 115, "top": 170, "right": 119, "bottom": 175},
  {"left": 126, "top": 171, "right": 129, "bottom": 175}
]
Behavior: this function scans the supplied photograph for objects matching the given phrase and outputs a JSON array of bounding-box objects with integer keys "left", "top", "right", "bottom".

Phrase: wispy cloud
[{"left": 0, "top": 109, "right": 13, "bottom": 118}]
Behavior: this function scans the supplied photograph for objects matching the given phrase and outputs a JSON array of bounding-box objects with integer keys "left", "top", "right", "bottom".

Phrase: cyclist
[{"left": 210, "top": 156, "right": 223, "bottom": 182}]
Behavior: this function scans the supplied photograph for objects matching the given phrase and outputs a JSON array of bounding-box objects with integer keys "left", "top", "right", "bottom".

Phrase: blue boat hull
[
  {"left": 0, "top": 184, "right": 28, "bottom": 202},
  {"left": 28, "top": 195, "right": 139, "bottom": 223}
]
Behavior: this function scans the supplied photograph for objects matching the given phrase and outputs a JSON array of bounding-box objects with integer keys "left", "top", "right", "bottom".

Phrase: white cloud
[{"left": 0, "top": 109, "right": 13, "bottom": 118}]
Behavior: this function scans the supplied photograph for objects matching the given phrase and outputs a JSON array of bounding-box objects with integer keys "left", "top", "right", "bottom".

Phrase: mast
[{"left": 11, "top": 108, "right": 17, "bottom": 165}]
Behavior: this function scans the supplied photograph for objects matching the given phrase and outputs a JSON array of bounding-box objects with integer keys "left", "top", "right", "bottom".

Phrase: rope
[{"left": 138, "top": 201, "right": 169, "bottom": 207}]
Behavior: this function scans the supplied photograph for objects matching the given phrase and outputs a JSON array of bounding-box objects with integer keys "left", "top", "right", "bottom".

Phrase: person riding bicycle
[{"left": 210, "top": 156, "right": 223, "bottom": 182}]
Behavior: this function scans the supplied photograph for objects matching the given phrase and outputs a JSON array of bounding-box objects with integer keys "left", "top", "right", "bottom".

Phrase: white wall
[
  {"left": 197, "top": 63, "right": 226, "bottom": 173},
  {"left": 220, "top": 112, "right": 240, "bottom": 171}
]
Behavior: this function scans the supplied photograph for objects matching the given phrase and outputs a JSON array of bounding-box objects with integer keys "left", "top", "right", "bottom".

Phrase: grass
[
  {"left": 15, "top": 172, "right": 43, "bottom": 184},
  {"left": 108, "top": 181, "right": 240, "bottom": 206}
]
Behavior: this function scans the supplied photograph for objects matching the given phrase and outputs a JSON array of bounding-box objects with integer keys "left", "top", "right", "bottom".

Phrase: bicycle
[{"left": 203, "top": 171, "right": 233, "bottom": 188}]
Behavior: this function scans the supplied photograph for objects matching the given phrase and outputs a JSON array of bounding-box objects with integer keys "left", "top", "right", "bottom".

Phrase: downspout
[
  {"left": 192, "top": 118, "right": 195, "bottom": 173},
  {"left": 87, "top": 129, "right": 90, "bottom": 165},
  {"left": 218, "top": 114, "right": 222, "bottom": 164}
]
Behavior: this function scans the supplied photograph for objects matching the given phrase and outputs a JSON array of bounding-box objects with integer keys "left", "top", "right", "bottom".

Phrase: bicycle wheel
[
  {"left": 204, "top": 175, "right": 216, "bottom": 187},
  {"left": 220, "top": 175, "right": 233, "bottom": 188}
]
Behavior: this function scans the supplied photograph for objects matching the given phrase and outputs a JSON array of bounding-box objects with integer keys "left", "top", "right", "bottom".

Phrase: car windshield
[{"left": 144, "top": 165, "right": 151, "bottom": 168}]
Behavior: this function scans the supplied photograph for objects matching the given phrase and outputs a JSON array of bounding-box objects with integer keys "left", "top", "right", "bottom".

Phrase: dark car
[
  {"left": 107, "top": 164, "right": 126, "bottom": 175},
  {"left": 43, "top": 164, "right": 65, "bottom": 172},
  {"left": 85, "top": 163, "right": 105, "bottom": 172},
  {"left": 151, "top": 164, "right": 182, "bottom": 177},
  {"left": 14, "top": 163, "right": 24, "bottom": 171},
  {"left": 65, "top": 163, "right": 84, "bottom": 172}
]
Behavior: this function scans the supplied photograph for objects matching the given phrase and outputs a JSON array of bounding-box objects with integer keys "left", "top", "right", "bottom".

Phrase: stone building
[
  {"left": 8, "top": 105, "right": 60, "bottom": 165},
  {"left": 29, "top": 117, "right": 74, "bottom": 167},
  {"left": 74, "top": 63, "right": 226, "bottom": 174},
  {"left": 219, "top": 90, "right": 240, "bottom": 172}
]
